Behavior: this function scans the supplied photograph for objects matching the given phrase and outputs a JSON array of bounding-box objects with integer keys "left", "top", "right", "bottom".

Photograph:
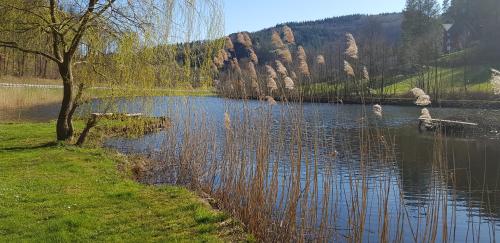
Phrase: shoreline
[{"left": 241, "top": 95, "right": 500, "bottom": 109}]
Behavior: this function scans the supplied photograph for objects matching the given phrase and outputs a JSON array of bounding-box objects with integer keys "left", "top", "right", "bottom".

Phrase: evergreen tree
[{"left": 401, "top": 0, "right": 443, "bottom": 69}]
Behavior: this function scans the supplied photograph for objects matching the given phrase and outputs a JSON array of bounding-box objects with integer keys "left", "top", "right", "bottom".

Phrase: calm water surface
[{"left": 6, "top": 96, "right": 500, "bottom": 241}]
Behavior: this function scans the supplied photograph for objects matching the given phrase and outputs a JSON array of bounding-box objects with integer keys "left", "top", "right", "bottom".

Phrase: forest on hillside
[{"left": 1, "top": 0, "right": 499, "bottom": 101}]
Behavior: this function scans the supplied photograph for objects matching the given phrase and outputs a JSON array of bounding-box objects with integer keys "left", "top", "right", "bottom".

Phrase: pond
[
  {"left": 103, "top": 96, "right": 500, "bottom": 242},
  {"left": 5, "top": 95, "right": 500, "bottom": 241}
]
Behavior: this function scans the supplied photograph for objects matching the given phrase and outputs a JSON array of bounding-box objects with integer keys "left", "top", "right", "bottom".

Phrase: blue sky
[{"left": 224, "top": 0, "right": 406, "bottom": 34}]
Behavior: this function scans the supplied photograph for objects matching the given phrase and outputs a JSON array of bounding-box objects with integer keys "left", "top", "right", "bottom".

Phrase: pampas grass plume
[
  {"left": 249, "top": 49, "right": 258, "bottom": 64},
  {"left": 316, "top": 55, "right": 325, "bottom": 65},
  {"left": 213, "top": 49, "right": 228, "bottom": 68},
  {"left": 271, "top": 30, "right": 284, "bottom": 49},
  {"left": 373, "top": 104, "right": 382, "bottom": 117},
  {"left": 267, "top": 77, "right": 278, "bottom": 92},
  {"left": 225, "top": 36, "right": 234, "bottom": 50},
  {"left": 224, "top": 112, "right": 231, "bottom": 131},
  {"left": 247, "top": 62, "right": 258, "bottom": 80},
  {"left": 282, "top": 25, "right": 295, "bottom": 44},
  {"left": 490, "top": 68, "right": 500, "bottom": 95},
  {"left": 266, "top": 65, "right": 277, "bottom": 79},
  {"left": 410, "top": 87, "right": 426, "bottom": 98},
  {"left": 416, "top": 94, "right": 431, "bottom": 106},
  {"left": 237, "top": 32, "right": 253, "bottom": 48},
  {"left": 419, "top": 108, "right": 432, "bottom": 120},
  {"left": 297, "top": 46, "right": 310, "bottom": 76},
  {"left": 277, "top": 47, "right": 293, "bottom": 64},
  {"left": 363, "top": 66, "right": 369, "bottom": 80},
  {"left": 284, "top": 77, "right": 294, "bottom": 90},
  {"left": 275, "top": 60, "right": 288, "bottom": 77},
  {"left": 345, "top": 33, "right": 358, "bottom": 59},
  {"left": 344, "top": 60, "right": 355, "bottom": 77}
]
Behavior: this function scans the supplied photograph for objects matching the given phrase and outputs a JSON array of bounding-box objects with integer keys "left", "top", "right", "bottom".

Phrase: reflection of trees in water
[
  {"left": 395, "top": 126, "right": 500, "bottom": 219},
  {"left": 0, "top": 102, "right": 60, "bottom": 121}
]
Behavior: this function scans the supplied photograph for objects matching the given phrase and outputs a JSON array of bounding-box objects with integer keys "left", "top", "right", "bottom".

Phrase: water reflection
[{"left": 6, "top": 95, "right": 500, "bottom": 241}]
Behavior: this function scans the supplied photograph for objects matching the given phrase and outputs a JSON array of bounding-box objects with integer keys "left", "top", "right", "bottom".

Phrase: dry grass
[
  {"left": 276, "top": 47, "right": 293, "bottom": 64},
  {"left": 344, "top": 60, "right": 355, "bottom": 77},
  {"left": 213, "top": 49, "right": 228, "bottom": 69},
  {"left": 284, "top": 76, "right": 294, "bottom": 90},
  {"left": 345, "top": 33, "right": 359, "bottom": 59},
  {"left": 145, "top": 94, "right": 497, "bottom": 242},
  {"left": 266, "top": 77, "right": 278, "bottom": 92},
  {"left": 297, "top": 46, "right": 310, "bottom": 76},
  {"left": 0, "top": 87, "right": 61, "bottom": 121},
  {"left": 249, "top": 49, "right": 258, "bottom": 64},
  {"left": 266, "top": 65, "right": 277, "bottom": 79},
  {"left": 410, "top": 87, "right": 426, "bottom": 98},
  {"left": 282, "top": 25, "right": 295, "bottom": 44},
  {"left": 275, "top": 60, "right": 288, "bottom": 77},
  {"left": 491, "top": 68, "right": 500, "bottom": 95},
  {"left": 271, "top": 30, "right": 285, "bottom": 49},
  {"left": 0, "top": 75, "right": 61, "bottom": 85},
  {"left": 225, "top": 36, "right": 234, "bottom": 50},
  {"left": 230, "top": 58, "right": 241, "bottom": 75},
  {"left": 316, "top": 55, "right": 325, "bottom": 65},
  {"left": 236, "top": 32, "right": 253, "bottom": 48},
  {"left": 0, "top": 87, "right": 61, "bottom": 111},
  {"left": 363, "top": 66, "right": 369, "bottom": 80}
]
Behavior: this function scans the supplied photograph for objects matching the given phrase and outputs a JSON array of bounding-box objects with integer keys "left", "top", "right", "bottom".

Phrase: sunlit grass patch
[{"left": 0, "top": 122, "right": 243, "bottom": 242}]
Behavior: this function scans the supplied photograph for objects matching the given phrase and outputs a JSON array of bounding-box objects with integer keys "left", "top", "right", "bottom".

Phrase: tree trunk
[
  {"left": 56, "top": 58, "right": 74, "bottom": 141},
  {"left": 76, "top": 115, "right": 98, "bottom": 146}
]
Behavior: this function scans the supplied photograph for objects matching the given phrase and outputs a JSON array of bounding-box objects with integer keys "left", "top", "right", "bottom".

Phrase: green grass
[
  {"left": 383, "top": 65, "right": 495, "bottom": 95},
  {"left": 0, "top": 122, "right": 244, "bottom": 242}
]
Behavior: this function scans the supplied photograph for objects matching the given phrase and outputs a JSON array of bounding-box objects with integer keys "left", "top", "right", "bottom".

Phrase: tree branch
[
  {"left": 0, "top": 41, "right": 60, "bottom": 63},
  {"left": 67, "top": 0, "right": 116, "bottom": 57},
  {"left": 48, "top": 0, "right": 63, "bottom": 62}
]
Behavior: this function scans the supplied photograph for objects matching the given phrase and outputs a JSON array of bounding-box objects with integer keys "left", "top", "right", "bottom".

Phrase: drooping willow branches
[{"left": 0, "top": 0, "right": 224, "bottom": 141}]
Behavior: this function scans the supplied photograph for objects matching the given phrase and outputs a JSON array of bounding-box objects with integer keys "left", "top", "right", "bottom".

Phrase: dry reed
[
  {"left": 249, "top": 49, "right": 259, "bottom": 64},
  {"left": 266, "top": 77, "right": 278, "bottom": 92},
  {"left": 224, "top": 112, "right": 231, "bottom": 131},
  {"left": 237, "top": 32, "right": 253, "bottom": 48},
  {"left": 363, "top": 66, "right": 369, "bottom": 80},
  {"left": 247, "top": 62, "right": 258, "bottom": 80},
  {"left": 411, "top": 87, "right": 432, "bottom": 106},
  {"left": 344, "top": 60, "right": 355, "bottom": 77},
  {"left": 225, "top": 36, "right": 234, "bottom": 51},
  {"left": 275, "top": 60, "right": 288, "bottom": 77},
  {"left": 284, "top": 76, "right": 294, "bottom": 90},
  {"left": 373, "top": 104, "right": 382, "bottom": 117},
  {"left": 230, "top": 58, "right": 241, "bottom": 75},
  {"left": 213, "top": 49, "right": 228, "bottom": 69},
  {"left": 152, "top": 98, "right": 493, "bottom": 242},
  {"left": 271, "top": 30, "right": 285, "bottom": 49},
  {"left": 416, "top": 94, "right": 431, "bottom": 106},
  {"left": 282, "top": 25, "right": 295, "bottom": 44},
  {"left": 277, "top": 47, "right": 293, "bottom": 64},
  {"left": 297, "top": 46, "right": 310, "bottom": 76},
  {"left": 345, "top": 33, "right": 358, "bottom": 59},
  {"left": 266, "top": 65, "right": 277, "bottom": 79},
  {"left": 490, "top": 68, "right": 500, "bottom": 95},
  {"left": 316, "top": 55, "right": 325, "bottom": 65},
  {"left": 410, "top": 87, "right": 426, "bottom": 98}
]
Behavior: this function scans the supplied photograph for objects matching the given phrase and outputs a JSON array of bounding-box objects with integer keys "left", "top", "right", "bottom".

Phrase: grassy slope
[
  {"left": 383, "top": 65, "right": 494, "bottom": 95},
  {"left": 384, "top": 51, "right": 499, "bottom": 96},
  {"left": 0, "top": 122, "right": 239, "bottom": 242}
]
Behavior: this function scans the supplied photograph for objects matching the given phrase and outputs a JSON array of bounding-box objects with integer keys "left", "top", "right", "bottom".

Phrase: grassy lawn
[
  {"left": 383, "top": 65, "right": 495, "bottom": 95},
  {"left": 0, "top": 122, "right": 245, "bottom": 242}
]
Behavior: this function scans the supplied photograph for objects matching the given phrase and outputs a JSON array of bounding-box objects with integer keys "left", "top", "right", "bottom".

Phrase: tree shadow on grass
[{"left": 0, "top": 141, "right": 59, "bottom": 151}]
